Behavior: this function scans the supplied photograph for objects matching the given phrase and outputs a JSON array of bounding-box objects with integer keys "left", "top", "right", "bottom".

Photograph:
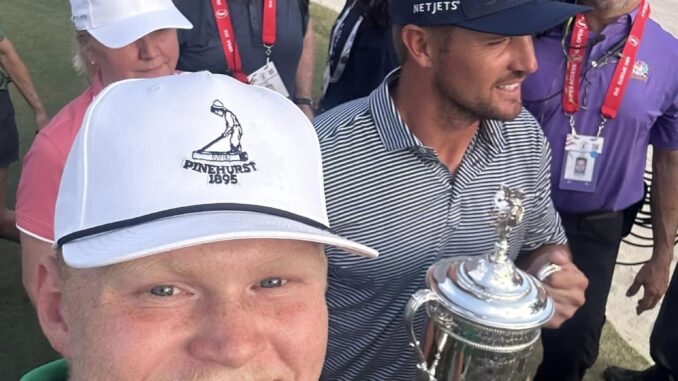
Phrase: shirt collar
[
  {"left": 368, "top": 68, "right": 421, "bottom": 151},
  {"left": 368, "top": 68, "right": 507, "bottom": 154}
]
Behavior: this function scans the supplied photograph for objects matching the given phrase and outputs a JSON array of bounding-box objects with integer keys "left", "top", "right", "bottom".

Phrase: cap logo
[
  {"left": 215, "top": 9, "right": 228, "bottom": 18},
  {"left": 72, "top": 14, "right": 89, "bottom": 24},
  {"left": 412, "top": 1, "right": 461, "bottom": 15},
  {"left": 628, "top": 35, "right": 640, "bottom": 47},
  {"left": 182, "top": 99, "right": 258, "bottom": 185}
]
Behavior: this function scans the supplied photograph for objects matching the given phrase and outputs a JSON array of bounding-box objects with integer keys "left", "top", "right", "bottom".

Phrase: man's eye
[
  {"left": 259, "top": 277, "right": 287, "bottom": 289},
  {"left": 149, "top": 285, "right": 177, "bottom": 297}
]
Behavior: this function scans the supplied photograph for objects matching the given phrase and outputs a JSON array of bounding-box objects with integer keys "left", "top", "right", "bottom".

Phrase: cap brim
[
  {"left": 457, "top": 0, "right": 591, "bottom": 36},
  {"left": 61, "top": 211, "right": 378, "bottom": 268},
  {"left": 88, "top": 8, "right": 193, "bottom": 49}
]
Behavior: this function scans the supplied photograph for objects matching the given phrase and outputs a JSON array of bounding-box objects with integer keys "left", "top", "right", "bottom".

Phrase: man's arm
[
  {"left": 516, "top": 244, "right": 588, "bottom": 328},
  {"left": 294, "top": 19, "right": 315, "bottom": 119},
  {"left": 0, "top": 37, "right": 49, "bottom": 129},
  {"left": 626, "top": 148, "right": 678, "bottom": 314}
]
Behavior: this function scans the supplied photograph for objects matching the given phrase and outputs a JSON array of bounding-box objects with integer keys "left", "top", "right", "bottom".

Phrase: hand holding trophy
[{"left": 404, "top": 185, "right": 559, "bottom": 381}]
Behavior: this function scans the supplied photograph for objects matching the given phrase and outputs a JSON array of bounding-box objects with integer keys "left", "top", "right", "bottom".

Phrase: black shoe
[{"left": 604, "top": 366, "right": 669, "bottom": 381}]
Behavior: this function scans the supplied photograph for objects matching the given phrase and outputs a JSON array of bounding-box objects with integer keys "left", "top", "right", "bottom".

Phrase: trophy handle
[{"left": 404, "top": 289, "right": 440, "bottom": 379}]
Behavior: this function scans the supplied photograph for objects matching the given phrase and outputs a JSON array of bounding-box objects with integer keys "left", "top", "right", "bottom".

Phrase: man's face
[
  {"left": 429, "top": 27, "right": 538, "bottom": 122},
  {"left": 584, "top": 0, "right": 633, "bottom": 12},
  {"left": 57, "top": 239, "right": 328, "bottom": 381},
  {"left": 575, "top": 158, "right": 587, "bottom": 174}
]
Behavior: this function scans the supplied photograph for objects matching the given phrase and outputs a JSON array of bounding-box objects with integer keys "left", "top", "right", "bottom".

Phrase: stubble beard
[{"left": 433, "top": 74, "right": 522, "bottom": 126}]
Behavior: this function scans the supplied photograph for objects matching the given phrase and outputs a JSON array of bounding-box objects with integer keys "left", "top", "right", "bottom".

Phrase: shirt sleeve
[
  {"left": 15, "top": 131, "right": 66, "bottom": 242},
  {"left": 521, "top": 135, "right": 568, "bottom": 252},
  {"left": 649, "top": 92, "right": 678, "bottom": 150}
]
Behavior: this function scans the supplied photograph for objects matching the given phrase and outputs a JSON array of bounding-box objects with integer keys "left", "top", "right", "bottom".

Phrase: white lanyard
[{"left": 321, "top": 0, "right": 364, "bottom": 95}]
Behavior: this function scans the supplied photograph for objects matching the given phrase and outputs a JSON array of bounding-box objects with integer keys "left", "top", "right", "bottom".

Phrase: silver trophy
[{"left": 404, "top": 185, "right": 560, "bottom": 381}]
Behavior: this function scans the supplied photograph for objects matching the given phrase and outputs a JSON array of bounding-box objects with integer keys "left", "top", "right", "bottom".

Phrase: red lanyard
[
  {"left": 562, "top": 0, "right": 650, "bottom": 123},
  {"left": 210, "top": 0, "right": 277, "bottom": 83}
]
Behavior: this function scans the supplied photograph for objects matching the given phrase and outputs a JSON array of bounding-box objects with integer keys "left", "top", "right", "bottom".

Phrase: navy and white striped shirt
[{"left": 315, "top": 70, "right": 566, "bottom": 380}]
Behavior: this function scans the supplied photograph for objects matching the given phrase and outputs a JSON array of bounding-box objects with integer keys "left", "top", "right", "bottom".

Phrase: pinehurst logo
[{"left": 183, "top": 99, "right": 259, "bottom": 185}]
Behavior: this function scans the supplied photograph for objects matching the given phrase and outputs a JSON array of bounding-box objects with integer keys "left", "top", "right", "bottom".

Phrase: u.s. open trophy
[{"left": 404, "top": 185, "right": 559, "bottom": 381}]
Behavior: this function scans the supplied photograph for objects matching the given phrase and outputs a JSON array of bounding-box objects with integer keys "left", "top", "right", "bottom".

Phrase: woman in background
[{"left": 15, "top": 0, "right": 191, "bottom": 304}]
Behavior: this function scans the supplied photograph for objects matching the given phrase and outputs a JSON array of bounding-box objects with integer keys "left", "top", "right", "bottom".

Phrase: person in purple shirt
[{"left": 522, "top": 0, "right": 678, "bottom": 380}]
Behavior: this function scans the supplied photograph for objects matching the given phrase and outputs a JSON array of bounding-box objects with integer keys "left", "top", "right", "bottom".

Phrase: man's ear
[
  {"left": 400, "top": 25, "right": 436, "bottom": 69},
  {"left": 35, "top": 256, "right": 72, "bottom": 357}
]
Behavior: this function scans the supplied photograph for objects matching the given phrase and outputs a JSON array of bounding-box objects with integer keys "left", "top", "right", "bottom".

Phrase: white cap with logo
[
  {"left": 70, "top": 0, "right": 193, "bottom": 48},
  {"left": 54, "top": 71, "right": 378, "bottom": 268}
]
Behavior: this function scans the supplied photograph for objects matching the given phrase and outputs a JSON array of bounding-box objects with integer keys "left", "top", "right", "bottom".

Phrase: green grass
[{"left": 0, "top": 0, "right": 650, "bottom": 379}]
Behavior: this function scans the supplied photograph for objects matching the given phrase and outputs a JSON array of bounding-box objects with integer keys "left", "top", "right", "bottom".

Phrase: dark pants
[
  {"left": 534, "top": 211, "right": 625, "bottom": 381},
  {"left": 650, "top": 264, "right": 678, "bottom": 380},
  {"left": 0, "top": 89, "right": 19, "bottom": 167}
]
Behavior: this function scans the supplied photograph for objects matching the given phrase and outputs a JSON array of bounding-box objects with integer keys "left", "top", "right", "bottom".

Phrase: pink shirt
[{"left": 15, "top": 75, "right": 104, "bottom": 242}]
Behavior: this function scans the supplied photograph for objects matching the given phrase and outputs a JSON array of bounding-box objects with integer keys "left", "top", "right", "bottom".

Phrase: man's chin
[
  {"left": 489, "top": 101, "right": 523, "bottom": 122},
  {"left": 135, "top": 67, "right": 173, "bottom": 78}
]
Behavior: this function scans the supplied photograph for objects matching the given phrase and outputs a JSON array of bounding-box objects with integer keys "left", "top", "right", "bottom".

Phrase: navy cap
[{"left": 390, "top": 0, "right": 591, "bottom": 36}]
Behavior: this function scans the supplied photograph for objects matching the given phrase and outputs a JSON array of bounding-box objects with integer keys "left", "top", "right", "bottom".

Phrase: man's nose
[
  {"left": 188, "top": 301, "right": 266, "bottom": 368},
  {"left": 509, "top": 35, "right": 538, "bottom": 75}
]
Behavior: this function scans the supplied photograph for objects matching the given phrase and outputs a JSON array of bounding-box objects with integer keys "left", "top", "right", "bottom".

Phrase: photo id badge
[
  {"left": 247, "top": 61, "right": 289, "bottom": 97},
  {"left": 559, "top": 134, "right": 604, "bottom": 193}
]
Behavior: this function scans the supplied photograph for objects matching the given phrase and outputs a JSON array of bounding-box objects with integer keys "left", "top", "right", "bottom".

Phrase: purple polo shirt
[{"left": 522, "top": 10, "right": 678, "bottom": 214}]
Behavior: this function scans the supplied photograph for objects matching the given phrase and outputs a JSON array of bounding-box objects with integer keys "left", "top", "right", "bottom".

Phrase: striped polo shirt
[{"left": 315, "top": 70, "right": 567, "bottom": 380}]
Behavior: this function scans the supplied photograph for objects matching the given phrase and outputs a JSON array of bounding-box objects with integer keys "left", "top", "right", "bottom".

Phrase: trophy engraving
[{"left": 404, "top": 185, "right": 555, "bottom": 381}]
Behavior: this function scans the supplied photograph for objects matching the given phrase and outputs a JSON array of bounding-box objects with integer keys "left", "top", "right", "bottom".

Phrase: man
[
  {"left": 0, "top": 26, "right": 49, "bottom": 242},
  {"left": 208, "top": 100, "right": 244, "bottom": 155},
  {"left": 521, "top": 0, "right": 678, "bottom": 379},
  {"left": 23, "top": 72, "right": 377, "bottom": 380},
  {"left": 605, "top": 263, "right": 678, "bottom": 381},
  {"left": 314, "top": 0, "right": 590, "bottom": 379},
  {"left": 173, "top": 0, "right": 316, "bottom": 118}
]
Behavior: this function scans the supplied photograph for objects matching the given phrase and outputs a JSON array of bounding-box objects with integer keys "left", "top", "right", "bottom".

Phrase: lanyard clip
[
  {"left": 596, "top": 116, "right": 607, "bottom": 138},
  {"left": 568, "top": 114, "right": 577, "bottom": 137},
  {"left": 264, "top": 44, "right": 273, "bottom": 63}
]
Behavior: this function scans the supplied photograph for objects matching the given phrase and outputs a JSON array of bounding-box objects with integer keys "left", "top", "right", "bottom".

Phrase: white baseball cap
[
  {"left": 70, "top": 0, "right": 193, "bottom": 49},
  {"left": 54, "top": 71, "right": 378, "bottom": 268}
]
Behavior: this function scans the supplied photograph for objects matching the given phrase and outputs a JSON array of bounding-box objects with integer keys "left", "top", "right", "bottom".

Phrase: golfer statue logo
[{"left": 193, "top": 100, "right": 249, "bottom": 162}]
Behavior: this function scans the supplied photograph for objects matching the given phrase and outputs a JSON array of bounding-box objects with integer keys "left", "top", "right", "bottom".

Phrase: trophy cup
[{"left": 404, "top": 185, "right": 561, "bottom": 381}]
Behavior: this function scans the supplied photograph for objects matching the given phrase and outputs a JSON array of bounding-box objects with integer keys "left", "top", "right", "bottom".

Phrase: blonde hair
[{"left": 73, "top": 31, "right": 97, "bottom": 81}]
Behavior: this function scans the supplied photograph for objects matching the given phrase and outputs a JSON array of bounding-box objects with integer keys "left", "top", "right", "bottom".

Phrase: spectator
[
  {"left": 317, "top": 0, "right": 398, "bottom": 113},
  {"left": 522, "top": 0, "right": 678, "bottom": 379},
  {"left": 22, "top": 72, "right": 377, "bottom": 380},
  {"left": 0, "top": 26, "right": 49, "bottom": 243},
  {"left": 15, "top": 0, "right": 192, "bottom": 304},
  {"left": 313, "top": 0, "right": 589, "bottom": 379},
  {"left": 173, "top": 0, "right": 316, "bottom": 118},
  {"left": 605, "top": 262, "right": 678, "bottom": 381}
]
